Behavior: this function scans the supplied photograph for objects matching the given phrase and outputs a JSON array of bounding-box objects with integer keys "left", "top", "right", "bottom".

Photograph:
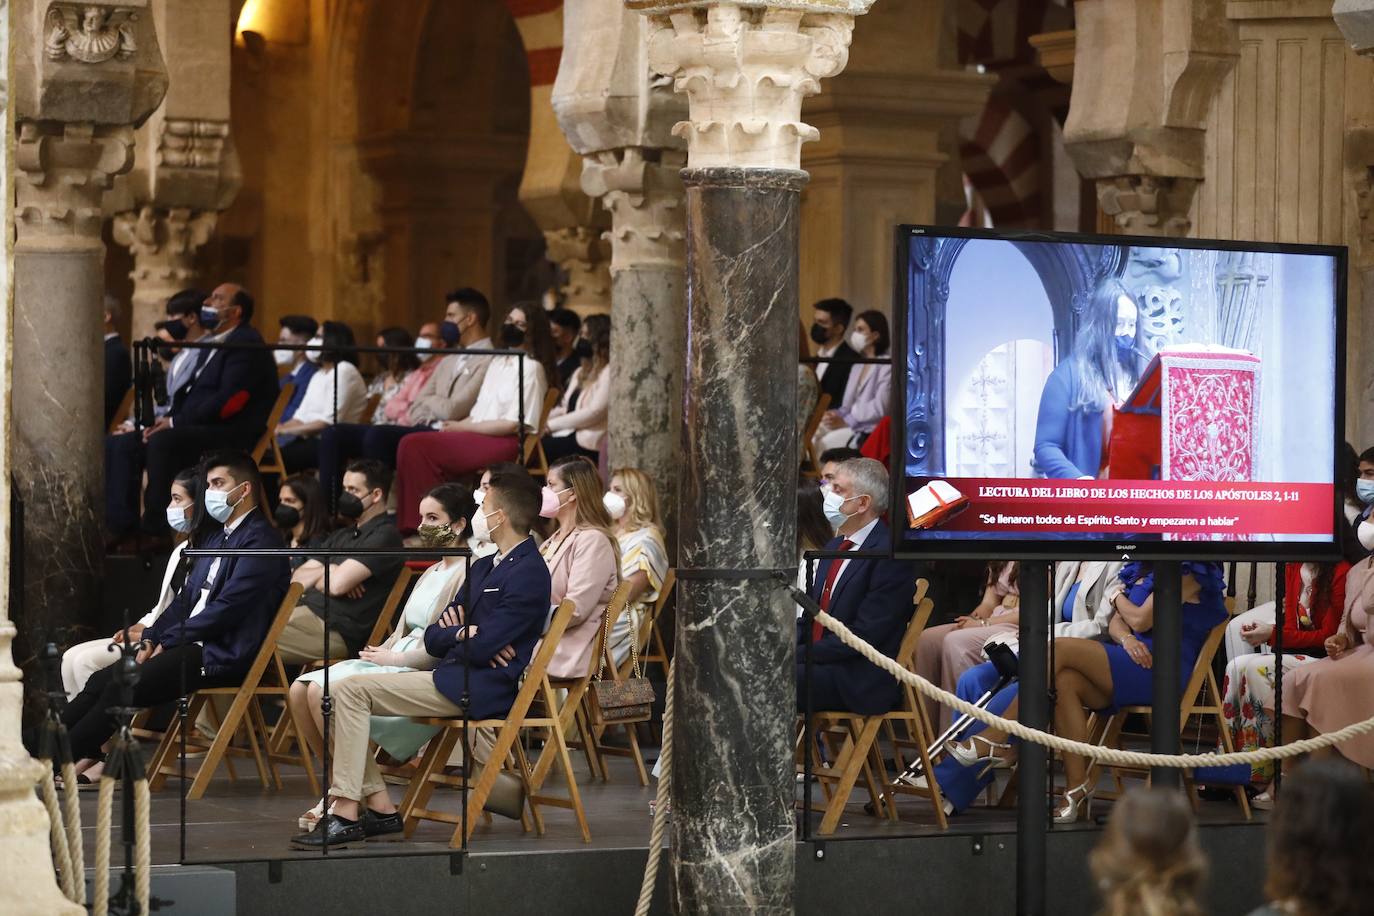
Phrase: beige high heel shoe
[{"left": 1054, "top": 781, "right": 1095, "bottom": 824}]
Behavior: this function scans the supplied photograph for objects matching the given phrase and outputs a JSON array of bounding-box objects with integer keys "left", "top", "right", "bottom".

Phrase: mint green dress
[{"left": 296, "top": 558, "right": 466, "bottom": 760}]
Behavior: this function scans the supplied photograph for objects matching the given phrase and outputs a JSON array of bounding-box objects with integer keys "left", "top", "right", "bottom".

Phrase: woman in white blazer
[{"left": 542, "top": 314, "right": 609, "bottom": 463}]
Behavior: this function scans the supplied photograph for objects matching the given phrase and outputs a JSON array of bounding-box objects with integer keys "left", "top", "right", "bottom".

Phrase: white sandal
[{"left": 297, "top": 800, "right": 333, "bottom": 831}]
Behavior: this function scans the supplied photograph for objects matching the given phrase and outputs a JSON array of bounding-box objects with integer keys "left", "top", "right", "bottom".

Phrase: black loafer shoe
[
  {"left": 290, "top": 813, "right": 366, "bottom": 850},
  {"left": 361, "top": 809, "right": 404, "bottom": 839}
]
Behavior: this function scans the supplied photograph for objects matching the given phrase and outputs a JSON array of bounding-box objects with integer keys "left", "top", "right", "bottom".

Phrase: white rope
[
  {"left": 37, "top": 767, "right": 76, "bottom": 902},
  {"left": 59, "top": 761, "right": 87, "bottom": 905},
  {"left": 134, "top": 780, "right": 151, "bottom": 913},
  {"left": 636, "top": 658, "right": 674, "bottom": 916},
  {"left": 816, "top": 610, "right": 1374, "bottom": 768},
  {"left": 92, "top": 777, "right": 115, "bottom": 916}
]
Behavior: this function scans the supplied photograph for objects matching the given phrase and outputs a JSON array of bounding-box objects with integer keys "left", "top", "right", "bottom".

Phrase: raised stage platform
[{"left": 76, "top": 750, "right": 1271, "bottom": 915}]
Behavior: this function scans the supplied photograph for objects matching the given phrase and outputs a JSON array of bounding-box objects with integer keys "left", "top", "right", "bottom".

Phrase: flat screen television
[{"left": 892, "top": 226, "right": 1347, "bottom": 561}]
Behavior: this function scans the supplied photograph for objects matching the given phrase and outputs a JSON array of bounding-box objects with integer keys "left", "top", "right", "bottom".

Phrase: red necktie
[{"left": 813, "top": 539, "right": 854, "bottom": 643}]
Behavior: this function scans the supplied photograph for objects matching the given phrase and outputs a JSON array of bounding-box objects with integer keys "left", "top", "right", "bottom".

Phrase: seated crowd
[{"left": 83, "top": 285, "right": 1374, "bottom": 863}]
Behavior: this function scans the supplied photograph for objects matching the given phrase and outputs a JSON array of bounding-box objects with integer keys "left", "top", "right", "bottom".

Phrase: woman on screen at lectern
[{"left": 1032, "top": 277, "right": 1143, "bottom": 479}]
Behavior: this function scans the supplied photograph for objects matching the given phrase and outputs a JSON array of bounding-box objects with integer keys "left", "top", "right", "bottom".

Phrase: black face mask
[
  {"left": 162, "top": 319, "right": 188, "bottom": 341},
  {"left": 809, "top": 322, "right": 830, "bottom": 346},
  {"left": 337, "top": 492, "right": 365, "bottom": 520},
  {"left": 440, "top": 320, "right": 462, "bottom": 346},
  {"left": 501, "top": 323, "right": 526, "bottom": 348},
  {"left": 274, "top": 504, "right": 301, "bottom": 530},
  {"left": 573, "top": 338, "right": 593, "bottom": 361}
]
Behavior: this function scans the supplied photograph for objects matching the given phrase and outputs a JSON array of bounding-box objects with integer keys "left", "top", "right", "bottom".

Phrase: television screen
[{"left": 893, "top": 226, "right": 1346, "bottom": 560}]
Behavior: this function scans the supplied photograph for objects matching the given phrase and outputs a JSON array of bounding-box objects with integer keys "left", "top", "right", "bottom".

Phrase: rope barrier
[
  {"left": 635, "top": 658, "right": 674, "bottom": 916},
  {"left": 38, "top": 768, "right": 76, "bottom": 902},
  {"left": 815, "top": 610, "right": 1374, "bottom": 768},
  {"left": 60, "top": 760, "right": 87, "bottom": 905},
  {"left": 135, "top": 781, "right": 152, "bottom": 912},
  {"left": 93, "top": 778, "right": 114, "bottom": 916}
]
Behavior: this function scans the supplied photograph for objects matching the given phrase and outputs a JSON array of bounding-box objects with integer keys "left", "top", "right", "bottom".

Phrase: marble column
[
  {"left": 108, "top": 0, "right": 240, "bottom": 338},
  {"left": 1, "top": 2, "right": 162, "bottom": 911},
  {"left": 632, "top": 3, "right": 871, "bottom": 910},
  {"left": 582, "top": 150, "right": 686, "bottom": 514},
  {"left": 11, "top": 0, "right": 167, "bottom": 674}
]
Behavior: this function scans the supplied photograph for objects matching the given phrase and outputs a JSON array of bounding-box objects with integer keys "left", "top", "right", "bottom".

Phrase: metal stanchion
[
  {"left": 1272, "top": 562, "right": 1286, "bottom": 793},
  {"left": 801, "top": 558, "right": 816, "bottom": 841},
  {"left": 1150, "top": 561, "right": 1182, "bottom": 787},
  {"left": 1016, "top": 560, "right": 1050, "bottom": 916}
]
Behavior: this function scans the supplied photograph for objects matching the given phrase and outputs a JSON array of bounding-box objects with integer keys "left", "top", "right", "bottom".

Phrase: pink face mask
[{"left": 539, "top": 485, "right": 570, "bottom": 519}]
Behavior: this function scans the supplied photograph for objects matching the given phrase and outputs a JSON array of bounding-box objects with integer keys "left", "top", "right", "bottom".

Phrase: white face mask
[
  {"left": 167, "top": 505, "right": 194, "bottom": 534},
  {"left": 415, "top": 337, "right": 434, "bottom": 362},
  {"left": 603, "top": 491, "right": 627, "bottom": 521},
  {"left": 305, "top": 336, "right": 324, "bottom": 363},
  {"left": 471, "top": 507, "right": 500, "bottom": 543},
  {"left": 273, "top": 349, "right": 295, "bottom": 367},
  {"left": 473, "top": 488, "right": 486, "bottom": 508},
  {"left": 848, "top": 330, "right": 869, "bottom": 352},
  {"left": 822, "top": 486, "right": 858, "bottom": 531},
  {"left": 205, "top": 484, "right": 245, "bottom": 524}
]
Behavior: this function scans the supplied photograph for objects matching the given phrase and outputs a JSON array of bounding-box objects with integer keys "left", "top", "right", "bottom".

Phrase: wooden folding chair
[
  {"left": 1089, "top": 620, "right": 1251, "bottom": 820},
  {"left": 521, "top": 387, "right": 562, "bottom": 478},
  {"left": 400, "top": 599, "right": 590, "bottom": 846},
  {"left": 798, "top": 580, "right": 949, "bottom": 834},
  {"left": 361, "top": 391, "right": 382, "bottom": 424},
  {"left": 146, "top": 584, "right": 319, "bottom": 800},
  {"left": 251, "top": 382, "right": 295, "bottom": 476},
  {"left": 799, "top": 393, "right": 832, "bottom": 478},
  {"left": 266, "top": 568, "right": 419, "bottom": 776},
  {"left": 638, "top": 568, "right": 675, "bottom": 679},
  {"left": 585, "top": 582, "right": 650, "bottom": 786},
  {"left": 108, "top": 387, "right": 134, "bottom": 433}
]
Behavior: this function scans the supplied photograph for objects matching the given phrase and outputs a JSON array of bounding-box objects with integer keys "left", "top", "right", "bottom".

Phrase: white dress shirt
[
  {"left": 826, "top": 516, "right": 880, "bottom": 596},
  {"left": 292, "top": 361, "right": 368, "bottom": 426},
  {"left": 815, "top": 342, "right": 838, "bottom": 381},
  {"left": 468, "top": 355, "right": 548, "bottom": 431}
]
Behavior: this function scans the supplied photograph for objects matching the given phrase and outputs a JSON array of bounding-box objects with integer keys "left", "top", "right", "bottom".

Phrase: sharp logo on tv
[{"left": 893, "top": 226, "right": 1345, "bottom": 561}]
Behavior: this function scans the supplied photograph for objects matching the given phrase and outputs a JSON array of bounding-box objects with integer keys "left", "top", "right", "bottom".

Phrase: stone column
[
  {"left": 553, "top": 0, "right": 688, "bottom": 517},
  {"left": 108, "top": 0, "right": 240, "bottom": 338},
  {"left": 11, "top": 0, "right": 166, "bottom": 668},
  {"left": 1, "top": 2, "right": 162, "bottom": 911},
  {"left": 629, "top": 3, "right": 870, "bottom": 910},
  {"left": 1063, "top": 0, "right": 1238, "bottom": 236}
]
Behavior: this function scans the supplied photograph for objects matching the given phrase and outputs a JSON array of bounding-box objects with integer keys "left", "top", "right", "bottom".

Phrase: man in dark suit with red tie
[{"left": 797, "top": 458, "right": 916, "bottom": 715}]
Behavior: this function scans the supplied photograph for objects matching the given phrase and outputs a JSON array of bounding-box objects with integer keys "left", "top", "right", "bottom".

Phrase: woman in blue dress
[
  {"left": 1033, "top": 277, "right": 1143, "bottom": 479},
  {"left": 289, "top": 482, "right": 474, "bottom": 830},
  {"left": 941, "top": 562, "right": 1227, "bottom": 822}
]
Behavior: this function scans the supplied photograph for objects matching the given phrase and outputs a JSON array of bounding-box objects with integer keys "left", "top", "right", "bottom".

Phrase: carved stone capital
[
  {"left": 1336, "top": 0, "right": 1374, "bottom": 56},
  {"left": 582, "top": 148, "right": 687, "bottom": 272},
  {"left": 111, "top": 205, "right": 218, "bottom": 335},
  {"left": 641, "top": 4, "right": 864, "bottom": 169},
  {"left": 544, "top": 226, "right": 613, "bottom": 314},
  {"left": 1095, "top": 174, "right": 1198, "bottom": 237},
  {"left": 15, "top": 120, "right": 137, "bottom": 242}
]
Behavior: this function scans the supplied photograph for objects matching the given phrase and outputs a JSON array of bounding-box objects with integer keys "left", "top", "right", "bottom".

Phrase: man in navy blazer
[
  {"left": 65, "top": 452, "right": 288, "bottom": 764},
  {"left": 292, "top": 471, "right": 550, "bottom": 849},
  {"left": 797, "top": 458, "right": 917, "bottom": 716},
  {"left": 105, "top": 284, "right": 280, "bottom": 539}
]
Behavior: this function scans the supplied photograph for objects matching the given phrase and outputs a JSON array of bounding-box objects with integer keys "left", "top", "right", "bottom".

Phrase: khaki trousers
[
  {"left": 329, "top": 670, "right": 465, "bottom": 801},
  {"left": 276, "top": 605, "right": 350, "bottom": 665}
]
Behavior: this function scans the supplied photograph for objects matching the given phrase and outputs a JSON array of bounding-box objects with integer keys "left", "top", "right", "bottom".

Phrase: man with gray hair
[
  {"left": 104, "top": 293, "right": 132, "bottom": 428},
  {"left": 797, "top": 457, "right": 916, "bottom": 714}
]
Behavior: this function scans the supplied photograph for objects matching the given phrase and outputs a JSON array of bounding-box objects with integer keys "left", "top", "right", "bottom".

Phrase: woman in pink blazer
[{"left": 539, "top": 455, "right": 621, "bottom": 679}]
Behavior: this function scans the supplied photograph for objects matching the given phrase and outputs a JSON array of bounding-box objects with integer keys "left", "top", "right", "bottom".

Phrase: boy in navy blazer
[
  {"left": 293, "top": 471, "right": 550, "bottom": 849},
  {"left": 105, "top": 284, "right": 280, "bottom": 539},
  {"left": 797, "top": 458, "right": 917, "bottom": 716},
  {"left": 65, "top": 452, "right": 288, "bottom": 765}
]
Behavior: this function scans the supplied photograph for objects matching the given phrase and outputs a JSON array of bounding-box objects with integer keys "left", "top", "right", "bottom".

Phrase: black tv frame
[{"left": 889, "top": 224, "right": 1349, "bottom": 562}]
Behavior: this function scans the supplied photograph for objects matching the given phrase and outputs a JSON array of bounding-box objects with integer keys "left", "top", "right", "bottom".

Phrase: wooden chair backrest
[
  {"left": 501, "top": 599, "right": 577, "bottom": 725},
  {"left": 362, "top": 566, "right": 417, "bottom": 649},
  {"left": 252, "top": 382, "right": 295, "bottom": 467},
  {"left": 1179, "top": 621, "right": 1227, "bottom": 718},
  {"left": 801, "top": 392, "right": 832, "bottom": 475},
  {"left": 626, "top": 568, "right": 676, "bottom": 672},
  {"left": 522, "top": 386, "right": 563, "bottom": 469},
  {"left": 590, "top": 578, "right": 635, "bottom": 681},
  {"left": 108, "top": 387, "right": 134, "bottom": 433},
  {"left": 651, "top": 568, "right": 676, "bottom": 620},
  {"left": 897, "top": 594, "right": 935, "bottom": 670},
  {"left": 361, "top": 391, "right": 382, "bottom": 423}
]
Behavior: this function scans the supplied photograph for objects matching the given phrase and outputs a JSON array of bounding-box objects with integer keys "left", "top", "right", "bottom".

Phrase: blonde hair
[
  {"left": 549, "top": 456, "right": 620, "bottom": 560},
  {"left": 1090, "top": 789, "right": 1207, "bottom": 916},
  {"left": 612, "top": 467, "right": 663, "bottom": 534}
]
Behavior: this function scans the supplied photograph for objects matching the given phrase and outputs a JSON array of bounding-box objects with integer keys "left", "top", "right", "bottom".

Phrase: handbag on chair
[{"left": 587, "top": 608, "right": 655, "bottom": 726}]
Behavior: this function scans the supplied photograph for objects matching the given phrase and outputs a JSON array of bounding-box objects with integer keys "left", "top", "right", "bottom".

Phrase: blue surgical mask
[
  {"left": 1115, "top": 334, "right": 1134, "bottom": 357},
  {"left": 166, "top": 505, "right": 194, "bottom": 534},
  {"left": 1357, "top": 479, "right": 1374, "bottom": 506},
  {"left": 440, "top": 320, "right": 461, "bottom": 345},
  {"left": 822, "top": 486, "right": 856, "bottom": 531},
  {"left": 205, "top": 484, "right": 244, "bottom": 523},
  {"left": 201, "top": 306, "right": 221, "bottom": 331}
]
